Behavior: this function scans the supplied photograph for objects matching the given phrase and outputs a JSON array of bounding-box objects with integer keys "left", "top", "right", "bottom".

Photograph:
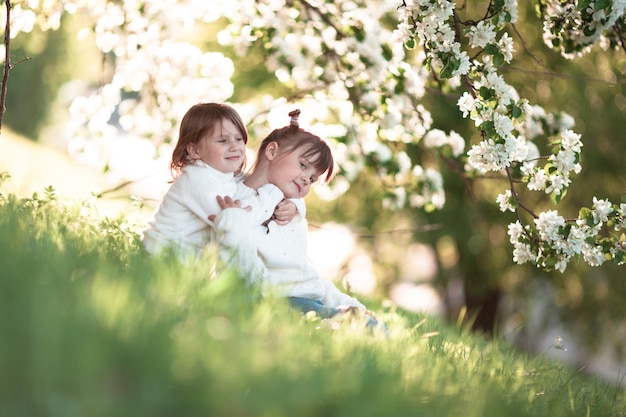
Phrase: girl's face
[
  {"left": 266, "top": 144, "right": 323, "bottom": 199},
  {"left": 186, "top": 119, "right": 246, "bottom": 173}
]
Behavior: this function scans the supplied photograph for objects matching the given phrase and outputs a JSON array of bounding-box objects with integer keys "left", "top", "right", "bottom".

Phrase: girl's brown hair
[
  {"left": 170, "top": 102, "right": 248, "bottom": 177},
  {"left": 251, "top": 109, "right": 335, "bottom": 183}
]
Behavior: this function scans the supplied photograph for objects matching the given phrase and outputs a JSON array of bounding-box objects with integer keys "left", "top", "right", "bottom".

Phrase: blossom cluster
[
  {"left": 2, "top": 0, "right": 236, "bottom": 160},
  {"left": 218, "top": 0, "right": 443, "bottom": 205},
  {"left": 395, "top": 0, "right": 625, "bottom": 270},
  {"left": 508, "top": 198, "right": 626, "bottom": 272},
  {"left": 536, "top": 0, "right": 626, "bottom": 58}
]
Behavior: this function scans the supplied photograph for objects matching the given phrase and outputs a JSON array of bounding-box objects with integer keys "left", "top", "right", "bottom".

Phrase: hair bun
[{"left": 289, "top": 109, "right": 301, "bottom": 127}]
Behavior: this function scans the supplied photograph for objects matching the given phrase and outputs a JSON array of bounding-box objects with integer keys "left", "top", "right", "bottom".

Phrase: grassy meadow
[{"left": 1, "top": 171, "right": 626, "bottom": 417}]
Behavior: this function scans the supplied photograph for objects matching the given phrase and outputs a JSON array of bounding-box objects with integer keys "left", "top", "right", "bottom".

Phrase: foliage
[{"left": 1, "top": 180, "right": 626, "bottom": 416}]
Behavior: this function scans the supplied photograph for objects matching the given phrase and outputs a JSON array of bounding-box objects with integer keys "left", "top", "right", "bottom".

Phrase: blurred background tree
[{"left": 4, "top": 19, "right": 71, "bottom": 138}]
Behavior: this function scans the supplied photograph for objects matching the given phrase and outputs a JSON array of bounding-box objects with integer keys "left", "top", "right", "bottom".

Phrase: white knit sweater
[
  {"left": 142, "top": 160, "right": 284, "bottom": 258},
  {"left": 215, "top": 183, "right": 365, "bottom": 310}
]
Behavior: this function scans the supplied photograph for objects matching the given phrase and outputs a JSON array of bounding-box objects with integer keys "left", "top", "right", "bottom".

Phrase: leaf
[
  {"left": 479, "top": 86, "right": 492, "bottom": 100},
  {"left": 493, "top": 52, "right": 505, "bottom": 66},
  {"left": 479, "top": 121, "right": 495, "bottom": 136},
  {"left": 579, "top": 207, "right": 593, "bottom": 220},
  {"left": 595, "top": 0, "right": 609, "bottom": 10},
  {"left": 550, "top": 188, "right": 567, "bottom": 205},
  {"left": 440, "top": 57, "right": 456, "bottom": 79},
  {"left": 382, "top": 44, "right": 393, "bottom": 61},
  {"left": 485, "top": 44, "right": 499, "bottom": 55},
  {"left": 545, "top": 256, "right": 558, "bottom": 268},
  {"left": 493, "top": 0, "right": 505, "bottom": 12},
  {"left": 583, "top": 25, "right": 596, "bottom": 36}
]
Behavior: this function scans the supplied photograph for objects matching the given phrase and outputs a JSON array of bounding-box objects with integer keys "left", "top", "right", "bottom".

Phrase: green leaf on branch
[
  {"left": 550, "top": 189, "right": 566, "bottom": 205},
  {"left": 382, "top": 44, "right": 393, "bottom": 61},
  {"left": 479, "top": 86, "right": 493, "bottom": 100},
  {"left": 578, "top": 0, "right": 591, "bottom": 11},
  {"left": 595, "top": 0, "right": 609, "bottom": 10},
  {"left": 353, "top": 27, "right": 365, "bottom": 42},
  {"left": 493, "top": 52, "right": 505, "bottom": 66},
  {"left": 485, "top": 44, "right": 499, "bottom": 55},
  {"left": 545, "top": 255, "right": 558, "bottom": 268},
  {"left": 583, "top": 25, "right": 596, "bottom": 36},
  {"left": 424, "top": 202, "right": 438, "bottom": 213},
  {"left": 479, "top": 121, "right": 496, "bottom": 136},
  {"left": 440, "top": 56, "right": 457, "bottom": 79},
  {"left": 579, "top": 207, "right": 593, "bottom": 221}
]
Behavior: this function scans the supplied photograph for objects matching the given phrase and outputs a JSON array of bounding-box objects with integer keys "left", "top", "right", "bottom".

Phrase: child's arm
[
  {"left": 272, "top": 200, "right": 296, "bottom": 225},
  {"left": 272, "top": 198, "right": 306, "bottom": 225},
  {"left": 213, "top": 200, "right": 268, "bottom": 284},
  {"left": 319, "top": 279, "right": 366, "bottom": 310},
  {"left": 237, "top": 183, "right": 285, "bottom": 226}
]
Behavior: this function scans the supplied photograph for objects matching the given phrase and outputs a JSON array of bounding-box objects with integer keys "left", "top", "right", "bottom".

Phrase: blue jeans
[
  {"left": 288, "top": 297, "right": 339, "bottom": 319},
  {"left": 287, "top": 297, "right": 382, "bottom": 329}
]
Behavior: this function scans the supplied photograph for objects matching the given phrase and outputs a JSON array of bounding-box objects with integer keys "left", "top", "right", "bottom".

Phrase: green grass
[{"left": 1, "top": 176, "right": 625, "bottom": 417}]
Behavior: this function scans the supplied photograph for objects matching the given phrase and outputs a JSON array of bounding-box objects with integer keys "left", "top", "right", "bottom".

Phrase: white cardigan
[
  {"left": 142, "top": 160, "right": 284, "bottom": 258},
  {"left": 215, "top": 183, "right": 365, "bottom": 310}
]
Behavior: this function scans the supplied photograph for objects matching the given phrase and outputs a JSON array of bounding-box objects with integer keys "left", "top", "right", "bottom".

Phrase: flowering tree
[{"left": 2, "top": 0, "right": 625, "bottom": 277}]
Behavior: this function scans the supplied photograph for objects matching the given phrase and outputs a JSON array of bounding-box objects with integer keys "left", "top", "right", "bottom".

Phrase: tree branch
[
  {"left": 0, "top": 1, "right": 30, "bottom": 135},
  {"left": 0, "top": 0, "right": 12, "bottom": 133}
]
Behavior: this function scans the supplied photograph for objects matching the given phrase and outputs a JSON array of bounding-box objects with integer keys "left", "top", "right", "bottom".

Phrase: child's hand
[
  {"left": 273, "top": 199, "right": 297, "bottom": 225},
  {"left": 208, "top": 196, "right": 251, "bottom": 221}
]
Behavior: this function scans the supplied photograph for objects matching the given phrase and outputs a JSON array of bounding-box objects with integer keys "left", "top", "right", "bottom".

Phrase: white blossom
[
  {"left": 545, "top": 173, "right": 570, "bottom": 195},
  {"left": 467, "top": 21, "right": 496, "bottom": 48},
  {"left": 423, "top": 129, "right": 448, "bottom": 148},
  {"left": 592, "top": 197, "right": 613, "bottom": 223},
  {"left": 508, "top": 221, "right": 524, "bottom": 244},
  {"left": 534, "top": 210, "right": 565, "bottom": 242},
  {"left": 497, "top": 32, "right": 515, "bottom": 62},
  {"left": 497, "top": 190, "right": 515, "bottom": 212},
  {"left": 458, "top": 92, "right": 477, "bottom": 118},
  {"left": 512, "top": 242, "right": 534, "bottom": 264}
]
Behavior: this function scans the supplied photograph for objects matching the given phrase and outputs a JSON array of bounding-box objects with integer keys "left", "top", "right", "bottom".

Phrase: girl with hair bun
[{"left": 215, "top": 108, "right": 381, "bottom": 329}]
